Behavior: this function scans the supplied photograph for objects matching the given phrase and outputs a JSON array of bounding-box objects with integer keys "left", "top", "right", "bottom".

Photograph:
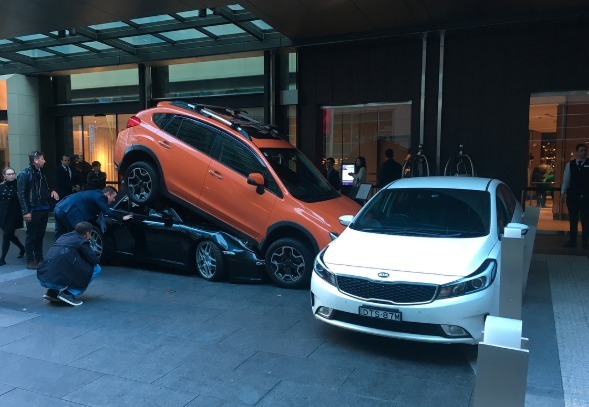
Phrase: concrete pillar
[
  {"left": 499, "top": 227, "right": 525, "bottom": 320},
  {"left": 473, "top": 316, "right": 529, "bottom": 407},
  {"left": 521, "top": 206, "right": 540, "bottom": 294},
  {"left": 1, "top": 74, "right": 41, "bottom": 171}
]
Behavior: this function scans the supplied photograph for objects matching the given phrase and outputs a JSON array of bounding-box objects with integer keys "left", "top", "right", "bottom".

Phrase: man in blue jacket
[{"left": 53, "top": 186, "right": 132, "bottom": 241}]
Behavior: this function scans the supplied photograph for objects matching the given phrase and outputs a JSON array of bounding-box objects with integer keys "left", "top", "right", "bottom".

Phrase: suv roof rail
[{"left": 168, "top": 100, "right": 281, "bottom": 140}]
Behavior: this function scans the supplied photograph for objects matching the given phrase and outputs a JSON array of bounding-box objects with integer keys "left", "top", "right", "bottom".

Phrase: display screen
[{"left": 341, "top": 164, "right": 355, "bottom": 186}]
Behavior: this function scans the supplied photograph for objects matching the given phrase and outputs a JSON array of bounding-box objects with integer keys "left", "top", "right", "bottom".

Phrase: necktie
[{"left": 578, "top": 161, "right": 584, "bottom": 170}]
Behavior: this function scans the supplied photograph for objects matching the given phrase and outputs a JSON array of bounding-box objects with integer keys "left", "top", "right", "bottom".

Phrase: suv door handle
[
  {"left": 208, "top": 170, "right": 223, "bottom": 180},
  {"left": 158, "top": 140, "right": 171, "bottom": 149}
]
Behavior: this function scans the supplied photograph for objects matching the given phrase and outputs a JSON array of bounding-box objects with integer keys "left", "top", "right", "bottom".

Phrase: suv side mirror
[{"left": 247, "top": 173, "right": 265, "bottom": 195}]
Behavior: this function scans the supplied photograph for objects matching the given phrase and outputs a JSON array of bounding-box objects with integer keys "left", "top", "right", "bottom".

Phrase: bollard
[
  {"left": 521, "top": 206, "right": 540, "bottom": 294},
  {"left": 499, "top": 226, "right": 526, "bottom": 320},
  {"left": 473, "top": 316, "right": 529, "bottom": 407}
]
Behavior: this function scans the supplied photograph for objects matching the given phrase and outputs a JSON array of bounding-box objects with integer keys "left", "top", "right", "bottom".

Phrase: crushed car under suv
[{"left": 114, "top": 101, "right": 360, "bottom": 288}]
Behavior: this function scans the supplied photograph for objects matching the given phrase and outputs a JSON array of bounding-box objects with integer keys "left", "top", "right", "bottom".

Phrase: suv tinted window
[
  {"left": 152, "top": 113, "right": 170, "bottom": 129},
  {"left": 217, "top": 137, "right": 280, "bottom": 195},
  {"left": 176, "top": 118, "right": 217, "bottom": 155}
]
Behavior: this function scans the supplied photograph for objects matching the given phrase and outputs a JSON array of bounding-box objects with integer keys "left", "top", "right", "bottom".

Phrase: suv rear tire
[
  {"left": 265, "top": 238, "right": 314, "bottom": 289},
  {"left": 125, "top": 161, "right": 159, "bottom": 206}
]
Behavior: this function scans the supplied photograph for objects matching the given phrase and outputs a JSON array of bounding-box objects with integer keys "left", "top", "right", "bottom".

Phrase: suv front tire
[{"left": 125, "top": 161, "right": 159, "bottom": 206}]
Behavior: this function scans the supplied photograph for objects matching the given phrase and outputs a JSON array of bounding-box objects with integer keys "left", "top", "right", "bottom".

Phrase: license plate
[{"left": 359, "top": 306, "right": 401, "bottom": 321}]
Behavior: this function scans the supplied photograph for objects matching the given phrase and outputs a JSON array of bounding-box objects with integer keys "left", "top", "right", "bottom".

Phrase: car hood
[
  {"left": 302, "top": 196, "right": 361, "bottom": 233},
  {"left": 324, "top": 228, "right": 497, "bottom": 284}
]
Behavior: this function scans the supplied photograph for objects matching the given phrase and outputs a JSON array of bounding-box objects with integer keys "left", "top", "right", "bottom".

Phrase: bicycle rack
[
  {"left": 443, "top": 144, "right": 475, "bottom": 177},
  {"left": 402, "top": 144, "right": 430, "bottom": 178}
]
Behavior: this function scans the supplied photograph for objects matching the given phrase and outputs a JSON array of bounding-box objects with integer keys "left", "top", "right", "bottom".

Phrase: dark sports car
[{"left": 89, "top": 196, "right": 266, "bottom": 283}]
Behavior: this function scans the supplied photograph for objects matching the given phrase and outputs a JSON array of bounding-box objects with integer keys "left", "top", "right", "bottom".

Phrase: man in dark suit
[
  {"left": 561, "top": 143, "right": 589, "bottom": 249},
  {"left": 53, "top": 155, "right": 78, "bottom": 201},
  {"left": 53, "top": 186, "right": 133, "bottom": 241},
  {"left": 377, "top": 149, "right": 403, "bottom": 188},
  {"left": 325, "top": 157, "right": 341, "bottom": 191}
]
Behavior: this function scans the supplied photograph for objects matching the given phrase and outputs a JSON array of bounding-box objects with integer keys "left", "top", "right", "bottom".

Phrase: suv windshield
[
  {"left": 350, "top": 188, "right": 490, "bottom": 237},
  {"left": 261, "top": 148, "right": 340, "bottom": 203}
]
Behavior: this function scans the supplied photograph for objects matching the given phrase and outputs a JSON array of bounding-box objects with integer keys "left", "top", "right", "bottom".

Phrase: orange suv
[{"left": 114, "top": 101, "right": 360, "bottom": 288}]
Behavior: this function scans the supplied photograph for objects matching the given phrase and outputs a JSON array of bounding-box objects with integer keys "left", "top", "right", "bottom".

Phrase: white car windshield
[{"left": 350, "top": 188, "right": 491, "bottom": 237}]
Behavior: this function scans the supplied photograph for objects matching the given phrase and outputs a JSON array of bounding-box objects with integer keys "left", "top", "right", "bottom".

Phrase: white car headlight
[
  {"left": 437, "top": 259, "right": 497, "bottom": 299},
  {"left": 313, "top": 248, "right": 337, "bottom": 286}
]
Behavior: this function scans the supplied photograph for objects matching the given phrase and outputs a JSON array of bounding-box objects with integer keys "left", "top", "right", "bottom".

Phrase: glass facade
[
  {"left": 528, "top": 92, "right": 589, "bottom": 224},
  {"left": 164, "top": 55, "right": 264, "bottom": 98},
  {"left": 66, "top": 68, "right": 139, "bottom": 104},
  {"left": 70, "top": 114, "right": 132, "bottom": 184},
  {"left": 322, "top": 103, "right": 411, "bottom": 186}
]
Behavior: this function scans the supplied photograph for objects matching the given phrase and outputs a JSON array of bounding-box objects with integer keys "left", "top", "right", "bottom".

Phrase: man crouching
[{"left": 37, "top": 221, "right": 100, "bottom": 306}]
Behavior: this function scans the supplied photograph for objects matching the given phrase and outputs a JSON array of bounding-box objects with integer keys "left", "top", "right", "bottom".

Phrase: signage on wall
[{"left": 89, "top": 124, "right": 96, "bottom": 152}]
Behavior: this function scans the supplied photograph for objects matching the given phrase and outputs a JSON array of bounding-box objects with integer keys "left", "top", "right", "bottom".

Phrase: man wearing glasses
[{"left": 17, "top": 151, "right": 59, "bottom": 270}]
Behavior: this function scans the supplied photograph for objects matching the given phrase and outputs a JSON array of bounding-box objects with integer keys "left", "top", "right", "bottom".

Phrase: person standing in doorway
[
  {"left": 324, "top": 157, "right": 341, "bottom": 191},
  {"left": 531, "top": 157, "right": 551, "bottom": 208},
  {"left": 377, "top": 148, "right": 403, "bottom": 188},
  {"left": 17, "top": 151, "right": 59, "bottom": 269},
  {"left": 72, "top": 155, "right": 92, "bottom": 191},
  {"left": 0, "top": 167, "right": 25, "bottom": 265},
  {"left": 561, "top": 143, "right": 589, "bottom": 249},
  {"left": 54, "top": 155, "right": 78, "bottom": 202},
  {"left": 86, "top": 161, "right": 107, "bottom": 190}
]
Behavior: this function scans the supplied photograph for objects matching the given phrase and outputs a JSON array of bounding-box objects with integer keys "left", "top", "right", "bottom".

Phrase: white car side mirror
[
  {"left": 339, "top": 215, "right": 354, "bottom": 226},
  {"left": 505, "top": 222, "right": 529, "bottom": 236}
]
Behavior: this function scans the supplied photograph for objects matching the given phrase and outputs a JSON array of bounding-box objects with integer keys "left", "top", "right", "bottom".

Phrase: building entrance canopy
[{"left": 0, "top": 0, "right": 588, "bottom": 76}]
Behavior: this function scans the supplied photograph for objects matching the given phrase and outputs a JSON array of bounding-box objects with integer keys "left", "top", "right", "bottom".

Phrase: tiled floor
[{"left": 0, "top": 230, "right": 582, "bottom": 406}]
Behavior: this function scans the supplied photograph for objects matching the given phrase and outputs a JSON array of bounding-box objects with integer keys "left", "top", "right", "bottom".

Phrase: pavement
[{"left": 0, "top": 229, "right": 584, "bottom": 406}]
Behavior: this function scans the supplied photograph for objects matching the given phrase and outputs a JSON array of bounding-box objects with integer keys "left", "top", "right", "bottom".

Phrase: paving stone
[
  {"left": 0, "top": 388, "right": 83, "bottom": 407},
  {"left": 64, "top": 375, "right": 196, "bottom": 407}
]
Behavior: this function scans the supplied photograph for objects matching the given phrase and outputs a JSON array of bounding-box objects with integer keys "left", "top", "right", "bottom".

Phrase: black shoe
[
  {"left": 563, "top": 241, "right": 576, "bottom": 248},
  {"left": 583, "top": 242, "right": 589, "bottom": 250},
  {"left": 0, "top": 259, "right": 5, "bottom": 266},
  {"left": 26, "top": 261, "right": 37, "bottom": 270},
  {"left": 43, "top": 289, "right": 60, "bottom": 302},
  {"left": 17, "top": 249, "right": 25, "bottom": 258},
  {"left": 57, "top": 291, "right": 83, "bottom": 306}
]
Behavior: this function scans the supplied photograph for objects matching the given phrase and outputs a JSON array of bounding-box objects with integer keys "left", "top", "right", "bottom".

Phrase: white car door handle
[
  {"left": 208, "top": 170, "right": 223, "bottom": 180},
  {"left": 158, "top": 140, "right": 171, "bottom": 149}
]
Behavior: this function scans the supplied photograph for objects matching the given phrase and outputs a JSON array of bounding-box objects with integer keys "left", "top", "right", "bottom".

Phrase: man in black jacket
[
  {"left": 37, "top": 221, "right": 100, "bottom": 306},
  {"left": 561, "top": 143, "right": 589, "bottom": 249},
  {"left": 377, "top": 149, "right": 403, "bottom": 188},
  {"left": 325, "top": 157, "right": 341, "bottom": 191},
  {"left": 17, "top": 151, "right": 59, "bottom": 269}
]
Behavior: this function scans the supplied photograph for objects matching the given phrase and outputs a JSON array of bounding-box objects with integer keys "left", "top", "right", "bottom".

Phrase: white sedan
[{"left": 311, "top": 176, "right": 526, "bottom": 344}]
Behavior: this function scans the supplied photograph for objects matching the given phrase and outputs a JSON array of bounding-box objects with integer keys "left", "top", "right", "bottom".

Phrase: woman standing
[
  {"left": 347, "top": 156, "right": 367, "bottom": 204},
  {"left": 0, "top": 167, "right": 25, "bottom": 265}
]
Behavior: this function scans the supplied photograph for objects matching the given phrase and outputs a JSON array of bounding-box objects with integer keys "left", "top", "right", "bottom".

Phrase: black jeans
[
  {"left": 1, "top": 228, "right": 24, "bottom": 259},
  {"left": 25, "top": 210, "right": 48, "bottom": 262},
  {"left": 566, "top": 194, "right": 589, "bottom": 243},
  {"left": 53, "top": 208, "right": 73, "bottom": 242}
]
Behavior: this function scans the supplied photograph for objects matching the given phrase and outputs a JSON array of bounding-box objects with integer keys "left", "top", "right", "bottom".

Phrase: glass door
[{"left": 528, "top": 92, "right": 589, "bottom": 231}]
